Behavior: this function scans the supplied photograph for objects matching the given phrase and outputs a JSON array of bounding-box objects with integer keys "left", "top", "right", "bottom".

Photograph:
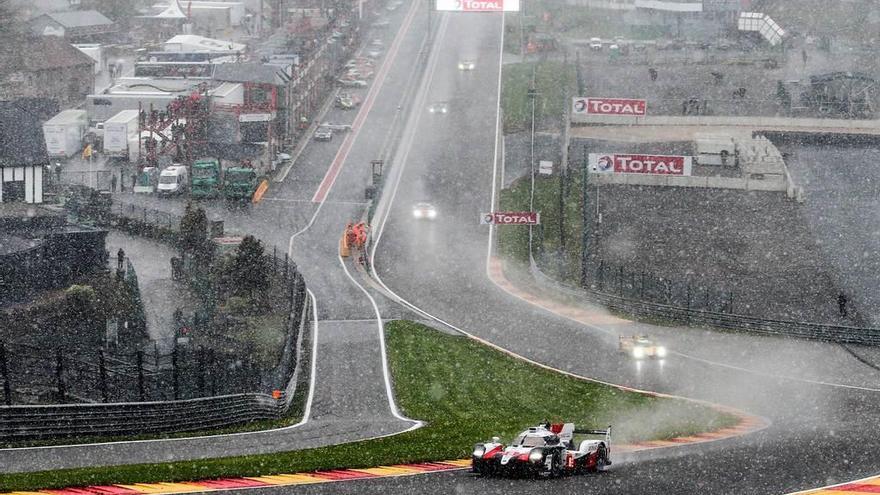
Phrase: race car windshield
[{"left": 513, "top": 435, "right": 546, "bottom": 447}]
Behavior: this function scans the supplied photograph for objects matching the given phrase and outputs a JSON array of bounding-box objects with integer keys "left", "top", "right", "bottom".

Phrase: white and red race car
[{"left": 472, "top": 423, "right": 611, "bottom": 477}]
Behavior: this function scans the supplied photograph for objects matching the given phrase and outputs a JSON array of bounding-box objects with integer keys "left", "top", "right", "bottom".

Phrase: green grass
[
  {"left": 0, "top": 321, "right": 736, "bottom": 491},
  {"left": 501, "top": 61, "right": 576, "bottom": 133},
  {"left": 498, "top": 174, "right": 587, "bottom": 283}
]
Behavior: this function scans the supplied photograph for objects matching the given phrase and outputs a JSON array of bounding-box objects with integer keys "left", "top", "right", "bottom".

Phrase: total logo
[
  {"left": 589, "top": 153, "right": 693, "bottom": 176},
  {"left": 480, "top": 211, "right": 540, "bottom": 225},
  {"left": 596, "top": 155, "right": 614, "bottom": 172},
  {"left": 435, "top": 0, "right": 520, "bottom": 11},
  {"left": 573, "top": 97, "right": 647, "bottom": 116}
]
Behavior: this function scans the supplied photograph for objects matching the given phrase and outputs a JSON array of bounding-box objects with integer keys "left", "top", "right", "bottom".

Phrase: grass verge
[
  {"left": 2, "top": 321, "right": 736, "bottom": 492},
  {"left": 498, "top": 174, "right": 586, "bottom": 282},
  {"left": 501, "top": 61, "right": 576, "bottom": 133}
]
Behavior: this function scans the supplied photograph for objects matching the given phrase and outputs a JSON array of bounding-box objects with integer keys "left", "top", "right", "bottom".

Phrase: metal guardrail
[
  {"left": 0, "top": 295, "right": 312, "bottom": 442},
  {"left": 0, "top": 202, "right": 315, "bottom": 442},
  {"left": 530, "top": 258, "right": 880, "bottom": 346},
  {"left": 0, "top": 394, "right": 281, "bottom": 442}
]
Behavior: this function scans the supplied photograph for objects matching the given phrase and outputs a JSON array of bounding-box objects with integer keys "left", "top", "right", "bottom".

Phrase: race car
[
  {"left": 472, "top": 423, "right": 611, "bottom": 477},
  {"left": 618, "top": 335, "right": 667, "bottom": 359},
  {"left": 428, "top": 102, "right": 448, "bottom": 114},
  {"left": 458, "top": 60, "right": 476, "bottom": 71},
  {"left": 412, "top": 202, "right": 437, "bottom": 220}
]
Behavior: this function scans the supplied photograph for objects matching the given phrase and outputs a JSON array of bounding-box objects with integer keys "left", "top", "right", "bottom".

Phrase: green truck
[
  {"left": 190, "top": 158, "right": 258, "bottom": 201},
  {"left": 191, "top": 159, "right": 222, "bottom": 199}
]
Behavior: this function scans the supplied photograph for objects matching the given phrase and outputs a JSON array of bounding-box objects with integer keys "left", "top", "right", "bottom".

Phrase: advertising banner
[
  {"left": 589, "top": 153, "right": 693, "bottom": 176},
  {"left": 480, "top": 211, "right": 540, "bottom": 225},
  {"left": 572, "top": 97, "right": 647, "bottom": 116},
  {"left": 435, "top": 0, "right": 521, "bottom": 12}
]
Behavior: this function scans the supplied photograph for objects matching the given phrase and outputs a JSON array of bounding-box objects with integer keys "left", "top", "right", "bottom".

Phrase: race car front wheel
[{"left": 550, "top": 452, "right": 564, "bottom": 478}]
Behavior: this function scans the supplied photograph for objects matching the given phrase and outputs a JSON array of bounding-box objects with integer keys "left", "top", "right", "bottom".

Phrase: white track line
[
  {"left": 337, "top": 254, "right": 423, "bottom": 428},
  {"left": 311, "top": 1, "right": 421, "bottom": 204},
  {"left": 0, "top": 290, "right": 321, "bottom": 452}
]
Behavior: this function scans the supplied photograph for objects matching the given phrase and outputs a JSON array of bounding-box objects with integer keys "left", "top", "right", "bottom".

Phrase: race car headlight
[
  {"left": 656, "top": 346, "right": 667, "bottom": 358},
  {"left": 529, "top": 449, "right": 544, "bottom": 463},
  {"left": 473, "top": 445, "right": 485, "bottom": 457},
  {"left": 632, "top": 346, "right": 646, "bottom": 359},
  {"left": 458, "top": 63, "right": 465, "bottom": 69},
  {"left": 413, "top": 209, "right": 423, "bottom": 218},
  {"left": 427, "top": 210, "right": 437, "bottom": 218}
]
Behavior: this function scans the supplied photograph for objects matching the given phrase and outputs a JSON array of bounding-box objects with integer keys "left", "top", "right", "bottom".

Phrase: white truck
[
  {"left": 157, "top": 165, "right": 189, "bottom": 195},
  {"left": 43, "top": 109, "right": 88, "bottom": 158},
  {"left": 103, "top": 110, "right": 140, "bottom": 156}
]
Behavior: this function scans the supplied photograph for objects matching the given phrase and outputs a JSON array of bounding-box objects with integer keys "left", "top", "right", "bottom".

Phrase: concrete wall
[{"left": 571, "top": 113, "right": 880, "bottom": 133}]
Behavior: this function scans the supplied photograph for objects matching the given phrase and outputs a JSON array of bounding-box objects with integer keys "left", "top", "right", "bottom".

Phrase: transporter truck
[{"left": 189, "top": 158, "right": 259, "bottom": 201}]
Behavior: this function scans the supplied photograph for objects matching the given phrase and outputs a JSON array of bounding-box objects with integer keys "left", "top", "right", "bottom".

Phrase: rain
[{"left": 2, "top": 0, "right": 880, "bottom": 494}]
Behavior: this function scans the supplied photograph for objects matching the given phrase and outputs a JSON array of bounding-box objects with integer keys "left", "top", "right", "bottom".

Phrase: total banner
[
  {"left": 480, "top": 211, "right": 540, "bottom": 225},
  {"left": 572, "top": 97, "right": 647, "bottom": 116},
  {"left": 435, "top": 0, "right": 521, "bottom": 11},
  {"left": 589, "top": 153, "right": 693, "bottom": 176}
]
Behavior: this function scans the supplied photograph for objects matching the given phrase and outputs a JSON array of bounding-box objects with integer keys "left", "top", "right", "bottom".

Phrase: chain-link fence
[{"left": 0, "top": 341, "right": 264, "bottom": 405}]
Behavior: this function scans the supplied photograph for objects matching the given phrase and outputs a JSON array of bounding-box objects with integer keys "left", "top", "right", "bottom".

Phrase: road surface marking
[
  {"left": 337, "top": 253, "right": 423, "bottom": 427},
  {"left": 311, "top": 1, "right": 421, "bottom": 204}
]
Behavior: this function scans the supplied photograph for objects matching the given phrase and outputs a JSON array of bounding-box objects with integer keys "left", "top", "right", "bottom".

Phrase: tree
[
  {"left": 83, "top": 0, "right": 140, "bottom": 24},
  {"left": 0, "top": 0, "right": 23, "bottom": 79},
  {"left": 226, "top": 235, "right": 270, "bottom": 304},
  {"left": 179, "top": 202, "right": 208, "bottom": 255}
]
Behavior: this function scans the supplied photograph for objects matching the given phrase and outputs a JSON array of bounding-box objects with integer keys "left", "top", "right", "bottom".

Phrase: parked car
[
  {"left": 589, "top": 37, "right": 603, "bottom": 50},
  {"left": 338, "top": 78, "right": 368, "bottom": 88},
  {"left": 314, "top": 126, "right": 333, "bottom": 141}
]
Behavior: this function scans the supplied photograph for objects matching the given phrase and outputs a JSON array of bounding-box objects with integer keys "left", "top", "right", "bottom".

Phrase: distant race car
[
  {"left": 412, "top": 202, "right": 437, "bottom": 220},
  {"left": 472, "top": 423, "right": 611, "bottom": 477},
  {"left": 458, "top": 60, "right": 476, "bottom": 71},
  {"left": 618, "top": 335, "right": 667, "bottom": 359},
  {"left": 428, "top": 102, "right": 448, "bottom": 114}
]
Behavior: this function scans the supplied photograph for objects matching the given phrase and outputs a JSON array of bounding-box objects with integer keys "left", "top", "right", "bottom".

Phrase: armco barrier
[
  {"left": 530, "top": 259, "right": 880, "bottom": 346},
  {"left": 0, "top": 273, "right": 314, "bottom": 443},
  {"left": 0, "top": 394, "right": 281, "bottom": 442}
]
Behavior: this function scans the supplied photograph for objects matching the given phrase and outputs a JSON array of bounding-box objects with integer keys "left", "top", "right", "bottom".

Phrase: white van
[{"left": 157, "top": 165, "right": 188, "bottom": 195}]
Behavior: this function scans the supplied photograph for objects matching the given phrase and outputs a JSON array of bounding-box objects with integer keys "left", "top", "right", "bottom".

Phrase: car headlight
[
  {"left": 656, "top": 346, "right": 667, "bottom": 358},
  {"left": 427, "top": 210, "right": 437, "bottom": 218},
  {"left": 473, "top": 445, "right": 485, "bottom": 457},
  {"left": 458, "top": 63, "right": 465, "bottom": 69},
  {"left": 413, "top": 209, "right": 423, "bottom": 218},
  {"left": 529, "top": 449, "right": 544, "bottom": 463},
  {"left": 632, "top": 346, "right": 646, "bottom": 359},
  {"left": 441, "top": 108, "right": 447, "bottom": 113}
]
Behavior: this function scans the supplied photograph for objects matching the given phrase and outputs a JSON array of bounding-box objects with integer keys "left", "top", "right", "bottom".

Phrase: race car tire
[
  {"left": 550, "top": 452, "right": 564, "bottom": 478},
  {"left": 594, "top": 445, "right": 609, "bottom": 472}
]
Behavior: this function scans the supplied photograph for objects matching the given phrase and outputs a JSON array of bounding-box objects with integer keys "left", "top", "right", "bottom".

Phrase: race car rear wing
[{"left": 574, "top": 426, "right": 612, "bottom": 449}]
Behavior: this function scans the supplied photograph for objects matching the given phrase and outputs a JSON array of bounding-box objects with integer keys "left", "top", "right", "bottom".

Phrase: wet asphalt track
[{"left": 5, "top": 6, "right": 880, "bottom": 495}]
